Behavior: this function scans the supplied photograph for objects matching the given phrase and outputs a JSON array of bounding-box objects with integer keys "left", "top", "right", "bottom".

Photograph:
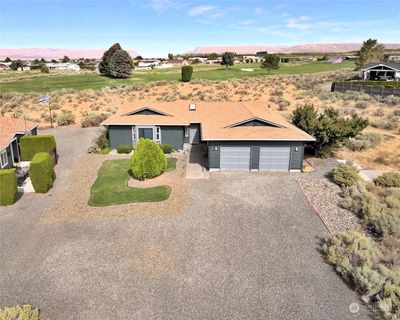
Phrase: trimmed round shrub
[
  {"left": 331, "top": 163, "right": 360, "bottom": 188},
  {"left": 160, "top": 144, "right": 173, "bottom": 154},
  {"left": 374, "top": 171, "right": 400, "bottom": 188},
  {"left": 181, "top": 66, "right": 193, "bottom": 82},
  {"left": 20, "top": 135, "right": 56, "bottom": 161},
  {"left": 30, "top": 152, "right": 56, "bottom": 193},
  {"left": 0, "top": 169, "right": 17, "bottom": 206},
  {"left": 116, "top": 144, "right": 132, "bottom": 154},
  {"left": 130, "top": 139, "right": 167, "bottom": 180}
]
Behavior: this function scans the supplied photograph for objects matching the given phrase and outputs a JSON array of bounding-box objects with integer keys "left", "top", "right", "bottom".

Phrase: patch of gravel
[
  {"left": 43, "top": 153, "right": 187, "bottom": 223},
  {"left": 298, "top": 178, "right": 363, "bottom": 234}
]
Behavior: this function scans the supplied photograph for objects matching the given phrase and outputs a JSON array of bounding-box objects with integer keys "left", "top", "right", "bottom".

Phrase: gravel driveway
[{"left": 0, "top": 130, "right": 371, "bottom": 319}]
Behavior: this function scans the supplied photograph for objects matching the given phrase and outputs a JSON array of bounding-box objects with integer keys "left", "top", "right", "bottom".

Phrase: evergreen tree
[
  {"left": 99, "top": 43, "right": 122, "bottom": 75},
  {"left": 108, "top": 49, "right": 133, "bottom": 78},
  {"left": 4, "top": 57, "right": 11, "bottom": 62},
  {"left": 10, "top": 59, "right": 24, "bottom": 71},
  {"left": 168, "top": 53, "right": 174, "bottom": 60},
  {"left": 61, "top": 55, "right": 70, "bottom": 63}
]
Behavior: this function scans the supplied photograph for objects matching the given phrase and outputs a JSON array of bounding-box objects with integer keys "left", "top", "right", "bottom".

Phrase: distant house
[
  {"left": 387, "top": 55, "right": 400, "bottom": 62},
  {"left": 242, "top": 55, "right": 262, "bottom": 63},
  {"left": 137, "top": 60, "right": 161, "bottom": 68},
  {"left": 0, "top": 63, "right": 9, "bottom": 71},
  {"left": 45, "top": 62, "right": 80, "bottom": 71},
  {"left": 361, "top": 62, "right": 400, "bottom": 81},
  {"left": 168, "top": 59, "right": 189, "bottom": 66},
  {"left": 0, "top": 117, "right": 39, "bottom": 169}
]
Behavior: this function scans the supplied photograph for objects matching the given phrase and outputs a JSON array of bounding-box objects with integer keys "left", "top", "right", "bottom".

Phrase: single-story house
[
  {"left": 138, "top": 60, "right": 161, "bottom": 68},
  {"left": 101, "top": 102, "right": 315, "bottom": 172},
  {"left": 0, "top": 117, "right": 38, "bottom": 169},
  {"left": 46, "top": 63, "right": 80, "bottom": 71},
  {"left": 361, "top": 62, "right": 400, "bottom": 81}
]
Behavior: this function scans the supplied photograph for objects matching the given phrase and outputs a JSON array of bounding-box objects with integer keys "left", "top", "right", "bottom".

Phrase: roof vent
[{"left": 189, "top": 103, "right": 196, "bottom": 111}]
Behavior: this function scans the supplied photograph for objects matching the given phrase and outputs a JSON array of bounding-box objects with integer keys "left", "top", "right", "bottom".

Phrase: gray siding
[
  {"left": 208, "top": 140, "right": 304, "bottom": 171},
  {"left": 108, "top": 125, "right": 133, "bottom": 149},
  {"left": 1, "top": 145, "right": 13, "bottom": 169},
  {"left": 161, "top": 126, "right": 184, "bottom": 150}
]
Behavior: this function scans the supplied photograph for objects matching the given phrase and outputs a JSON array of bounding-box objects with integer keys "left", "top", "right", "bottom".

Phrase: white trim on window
[
  {"left": 132, "top": 126, "right": 136, "bottom": 142},
  {"left": 155, "top": 126, "right": 161, "bottom": 142},
  {"left": 0, "top": 149, "right": 8, "bottom": 168},
  {"left": 185, "top": 126, "right": 189, "bottom": 137}
]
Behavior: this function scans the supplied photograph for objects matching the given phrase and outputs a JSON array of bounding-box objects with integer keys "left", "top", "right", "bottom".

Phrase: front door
[
  {"left": 189, "top": 124, "right": 200, "bottom": 144},
  {"left": 138, "top": 128, "right": 153, "bottom": 140}
]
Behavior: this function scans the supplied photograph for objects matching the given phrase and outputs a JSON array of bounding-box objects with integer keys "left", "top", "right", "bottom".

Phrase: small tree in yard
[
  {"left": 291, "top": 104, "right": 368, "bottom": 157},
  {"left": 108, "top": 49, "right": 133, "bottom": 78},
  {"left": 181, "top": 66, "right": 193, "bottom": 82},
  {"left": 168, "top": 53, "right": 174, "bottom": 60},
  {"left": 261, "top": 54, "right": 280, "bottom": 73},
  {"left": 40, "top": 63, "right": 49, "bottom": 73},
  {"left": 130, "top": 139, "right": 167, "bottom": 180},
  {"left": 221, "top": 52, "right": 235, "bottom": 69},
  {"left": 10, "top": 59, "right": 24, "bottom": 71}
]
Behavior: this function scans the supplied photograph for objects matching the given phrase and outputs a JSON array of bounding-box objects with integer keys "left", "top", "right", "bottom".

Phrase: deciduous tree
[
  {"left": 356, "top": 39, "right": 385, "bottom": 69},
  {"left": 261, "top": 54, "right": 280, "bottom": 73},
  {"left": 221, "top": 52, "right": 235, "bottom": 69}
]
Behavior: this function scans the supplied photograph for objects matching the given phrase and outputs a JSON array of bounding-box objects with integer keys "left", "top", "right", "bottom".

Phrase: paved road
[{"left": 0, "top": 128, "right": 371, "bottom": 319}]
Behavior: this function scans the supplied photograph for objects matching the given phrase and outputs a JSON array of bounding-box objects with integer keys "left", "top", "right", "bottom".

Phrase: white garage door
[
  {"left": 220, "top": 146, "right": 251, "bottom": 171},
  {"left": 259, "top": 146, "right": 290, "bottom": 171}
]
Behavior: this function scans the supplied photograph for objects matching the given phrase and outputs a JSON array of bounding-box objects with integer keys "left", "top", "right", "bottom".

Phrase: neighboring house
[
  {"left": 45, "top": 63, "right": 80, "bottom": 71},
  {"left": 0, "top": 117, "right": 39, "bottom": 169},
  {"left": 137, "top": 60, "right": 161, "bottom": 68},
  {"left": 101, "top": 102, "right": 315, "bottom": 172},
  {"left": 387, "top": 55, "right": 400, "bottom": 62},
  {"left": 242, "top": 55, "right": 262, "bottom": 63},
  {"left": 361, "top": 62, "right": 400, "bottom": 81},
  {"left": 168, "top": 59, "right": 189, "bottom": 66}
]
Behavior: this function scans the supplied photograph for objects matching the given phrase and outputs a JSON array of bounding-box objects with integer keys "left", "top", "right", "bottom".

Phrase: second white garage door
[
  {"left": 220, "top": 146, "right": 251, "bottom": 171},
  {"left": 259, "top": 146, "right": 290, "bottom": 171}
]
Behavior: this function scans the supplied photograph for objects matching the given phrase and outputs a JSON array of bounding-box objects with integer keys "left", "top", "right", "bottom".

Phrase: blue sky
[{"left": 1, "top": 0, "right": 399, "bottom": 57}]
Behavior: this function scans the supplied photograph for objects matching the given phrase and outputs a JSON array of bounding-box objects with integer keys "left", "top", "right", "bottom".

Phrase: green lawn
[
  {"left": 88, "top": 159, "right": 172, "bottom": 206},
  {"left": 0, "top": 61, "right": 355, "bottom": 93}
]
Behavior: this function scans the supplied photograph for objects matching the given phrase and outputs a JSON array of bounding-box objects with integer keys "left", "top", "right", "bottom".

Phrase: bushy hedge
[
  {"left": 181, "top": 66, "right": 193, "bottom": 82},
  {"left": 0, "top": 169, "right": 17, "bottom": 206},
  {"left": 0, "top": 305, "right": 39, "bottom": 320},
  {"left": 160, "top": 144, "right": 173, "bottom": 154},
  {"left": 116, "top": 144, "right": 132, "bottom": 154},
  {"left": 331, "top": 163, "right": 360, "bottom": 188},
  {"left": 20, "top": 135, "right": 56, "bottom": 161},
  {"left": 130, "top": 138, "right": 167, "bottom": 180},
  {"left": 374, "top": 171, "right": 400, "bottom": 188},
  {"left": 30, "top": 152, "right": 56, "bottom": 193},
  {"left": 81, "top": 112, "right": 110, "bottom": 127}
]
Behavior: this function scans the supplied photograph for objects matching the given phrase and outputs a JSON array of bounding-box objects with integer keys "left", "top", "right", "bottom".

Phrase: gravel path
[
  {"left": 298, "top": 178, "right": 363, "bottom": 234},
  {"left": 44, "top": 153, "right": 187, "bottom": 223}
]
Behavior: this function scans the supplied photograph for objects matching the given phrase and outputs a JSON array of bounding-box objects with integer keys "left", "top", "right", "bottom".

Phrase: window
[
  {"left": 156, "top": 126, "right": 161, "bottom": 142},
  {"left": 185, "top": 126, "right": 189, "bottom": 137},
  {"left": 0, "top": 149, "right": 8, "bottom": 168}
]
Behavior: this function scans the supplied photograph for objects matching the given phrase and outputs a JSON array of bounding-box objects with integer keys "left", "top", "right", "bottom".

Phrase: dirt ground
[{"left": 1, "top": 70, "right": 399, "bottom": 170}]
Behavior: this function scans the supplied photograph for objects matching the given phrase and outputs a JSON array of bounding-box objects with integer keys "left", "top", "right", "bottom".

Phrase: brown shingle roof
[
  {"left": 0, "top": 117, "right": 39, "bottom": 150},
  {"left": 101, "top": 101, "right": 315, "bottom": 141}
]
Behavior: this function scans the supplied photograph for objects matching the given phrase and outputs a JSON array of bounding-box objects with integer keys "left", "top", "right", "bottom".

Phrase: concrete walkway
[{"left": 185, "top": 144, "right": 210, "bottom": 179}]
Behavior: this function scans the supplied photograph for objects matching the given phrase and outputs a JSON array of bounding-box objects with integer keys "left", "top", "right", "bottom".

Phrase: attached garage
[
  {"left": 259, "top": 146, "right": 290, "bottom": 171},
  {"left": 220, "top": 146, "right": 251, "bottom": 171}
]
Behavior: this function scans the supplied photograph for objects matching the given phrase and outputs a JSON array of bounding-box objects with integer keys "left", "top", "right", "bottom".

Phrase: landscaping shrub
[
  {"left": 331, "top": 163, "right": 360, "bottom": 188},
  {"left": 30, "top": 152, "right": 55, "bottom": 193},
  {"left": 346, "top": 132, "right": 383, "bottom": 151},
  {"left": 56, "top": 112, "right": 75, "bottom": 126},
  {"left": 374, "top": 171, "right": 400, "bottom": 188},
  {"left": 160, "top": 144, "right": 173, "bottom": 154},
  {"left": 181, "top": 66, "right": 193, "bottom": 82},
  {"left": 323, "top": 231, "right": 379, "bottom": 281},
  {"left": 0, "top": 305, "right": 40, "bottom": 320},
  {"left": 116, "top": 144, "right": 132, "bottom": 154},
  {"left": 0, "top": 169, "right": 17, "bottom": 206},
  {"left": 130, "top": 138, "right": 167, "bottom": 180},
  {"left": 20, "top": 135, "right": 56, "bottom": 161}
]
